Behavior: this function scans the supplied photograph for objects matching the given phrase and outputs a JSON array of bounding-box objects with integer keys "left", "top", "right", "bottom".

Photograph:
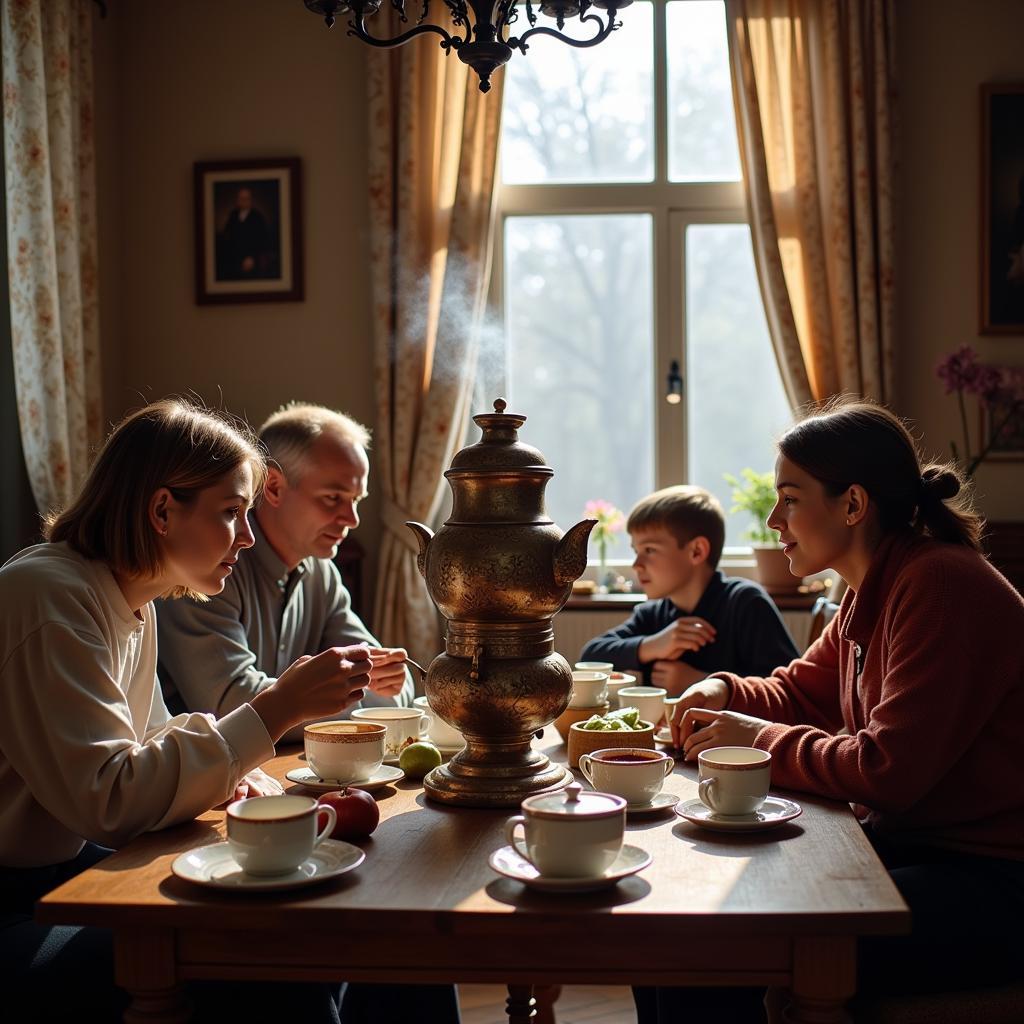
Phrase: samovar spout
[
  {"left": 405, "top": 521, "right": 435, "bottom": 580},
  {"left": 552, "top": 518, "right": 598, "bottom": 588}
]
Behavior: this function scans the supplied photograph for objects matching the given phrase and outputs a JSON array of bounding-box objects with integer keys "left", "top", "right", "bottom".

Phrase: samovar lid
[{"left": 448, "top": 398, "right": 553, "bottom": 474}]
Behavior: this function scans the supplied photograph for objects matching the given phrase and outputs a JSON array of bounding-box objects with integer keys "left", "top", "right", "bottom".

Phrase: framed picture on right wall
[{"left": 980, "top": 83, "right": 1024, "bottom": 334}]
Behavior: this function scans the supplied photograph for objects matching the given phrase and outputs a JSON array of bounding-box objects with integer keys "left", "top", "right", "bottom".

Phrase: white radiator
[{"left": 553, "top": 608, "right": 812, "bottom": 665}]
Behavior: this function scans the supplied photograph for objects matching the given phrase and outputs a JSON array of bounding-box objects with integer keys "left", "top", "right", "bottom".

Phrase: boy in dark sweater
[{"left": 580, "top": 485, "right": 798, "bottom": 695}]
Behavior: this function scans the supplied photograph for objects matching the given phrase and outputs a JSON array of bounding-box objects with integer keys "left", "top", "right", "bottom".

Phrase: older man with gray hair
[{"left": 158, "top": 402, "right": 414, "bottom": 733}]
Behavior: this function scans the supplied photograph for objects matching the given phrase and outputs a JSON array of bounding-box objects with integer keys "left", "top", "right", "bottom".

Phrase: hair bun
[{"left": 920, "top": 466, "right": 961, "bottom": 501}]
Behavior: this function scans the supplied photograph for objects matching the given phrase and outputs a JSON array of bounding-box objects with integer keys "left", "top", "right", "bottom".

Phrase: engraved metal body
[{"left": 407, "top": 399, "right": 595, "bottom": 807}]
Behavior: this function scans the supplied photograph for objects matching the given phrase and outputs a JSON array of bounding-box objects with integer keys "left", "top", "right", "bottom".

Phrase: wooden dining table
[{"left": 37, "top": 730, "right": 909, "bottom": 1024}]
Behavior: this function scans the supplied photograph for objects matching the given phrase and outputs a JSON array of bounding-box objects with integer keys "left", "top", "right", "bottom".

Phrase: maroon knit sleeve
[{"left": 719, "top": 614, "right": 844, "bottom": 730}]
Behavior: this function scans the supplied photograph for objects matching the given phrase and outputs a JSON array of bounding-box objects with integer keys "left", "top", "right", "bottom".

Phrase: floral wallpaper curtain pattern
[
  {"left": 2, "top": 0, "right": 102, "bottom": 515},
  {"left": 726, "top": 0, "right": 896, "bottom": 406}
]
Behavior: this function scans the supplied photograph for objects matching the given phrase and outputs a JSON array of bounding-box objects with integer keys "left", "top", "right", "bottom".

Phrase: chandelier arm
[
  {"left": 508, "top": 9, "right": 619, "bottom": 52},
  {"left": 347, "top": 17, "right": 465, "bottom": 49}
]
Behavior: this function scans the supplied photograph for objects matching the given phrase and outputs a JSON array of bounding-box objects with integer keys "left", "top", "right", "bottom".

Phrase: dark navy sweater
[{"left": 579, "top": 570, "right": 799, "bottom": 683}]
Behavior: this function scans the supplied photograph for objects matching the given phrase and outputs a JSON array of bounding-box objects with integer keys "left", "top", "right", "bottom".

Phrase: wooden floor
[{"left": 459, "top": 985, "right": 637, "bottom": 1024}]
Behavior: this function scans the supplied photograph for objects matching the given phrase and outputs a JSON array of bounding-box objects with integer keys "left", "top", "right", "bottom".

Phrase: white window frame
[{"left": 490, "top": 0, "right": 749, "bottom": 496}]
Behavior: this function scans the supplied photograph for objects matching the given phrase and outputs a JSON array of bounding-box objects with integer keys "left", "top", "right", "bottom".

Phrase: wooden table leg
[
  {"left": 114, "top": 929, "right": 191, "bottom": 1024},
  {"left": 784, "top": 936, "right": 856, "bottom": 1024},
  {"left": 506, "top": 984, "right": 537, "bottom": 1024},
  {"left": 533, "top": 984, "right": 561, "bottom": 1024}
]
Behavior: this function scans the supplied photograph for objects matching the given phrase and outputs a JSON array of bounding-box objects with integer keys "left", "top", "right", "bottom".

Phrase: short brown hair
[
  {"left": 45, "top": 399, "right": 267, "bottom": 600},
  {"left": 259, "top": 402, "right": 370, "bottom": 479},
  {"left": 627, "top": 485, "right": 726, "bottom": 568}
]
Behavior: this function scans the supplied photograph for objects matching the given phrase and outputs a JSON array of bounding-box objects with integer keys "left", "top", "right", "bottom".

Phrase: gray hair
[{"left": 258, "top": 402, "right": 370, "bottom": 480}]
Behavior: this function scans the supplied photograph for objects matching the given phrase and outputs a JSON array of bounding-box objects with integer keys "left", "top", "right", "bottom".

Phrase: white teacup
[
  {"left": 697, "top": 746, "right": 772, "bottom": 816},
  {"left": 351, "top": 706, "right": 430, "bottom": 759},
  {"left": 575, "top": 661, "right": 614, "bottom": 675},
  {"left": 607, "top": 671, "right": 637, "bottom": 704},
  {"left": 413, "top": 695, "right": 464, "bottom": 749},
  {"left": 304, "top": 720, "right": 386, "bottom": 783},
  {"left": 569, "top": 670, "right": 609, "bottom": 709},
  {"left": 617, "top": 686, "right": 681, "bottom": 728},
  {"left": 579, "top": 747, "right": 674, "bottom": 806},
  {"left": 504, "top": 782, "right": 625, "bottom": 878},
  {"left": 226, "top": 794, "right": 335, "bottom": 876}
]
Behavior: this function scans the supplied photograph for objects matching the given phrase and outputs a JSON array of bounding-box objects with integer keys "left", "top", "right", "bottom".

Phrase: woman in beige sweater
[{"left": 0, "top": 400, "right": 457, "bottom": 1022}]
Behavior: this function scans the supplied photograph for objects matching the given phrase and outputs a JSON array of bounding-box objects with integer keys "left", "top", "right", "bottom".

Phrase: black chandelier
[{"left": 304, "top": 0, "right": 631, "bottom": 94}]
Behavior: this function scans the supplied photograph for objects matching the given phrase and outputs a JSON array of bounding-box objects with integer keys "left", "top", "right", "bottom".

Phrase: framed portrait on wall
[
  {"left": 980, "top": 84, "right": 1024, "bottom": 334},
  {"left": 194, "top": 157, "right": 303, "bottom": 304}
]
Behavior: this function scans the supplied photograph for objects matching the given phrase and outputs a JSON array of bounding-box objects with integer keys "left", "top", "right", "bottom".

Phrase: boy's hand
[
  {"left": 638, "top": 616, "right": 716, "bottom": 663},
  {"left": 650, "top": 660, "right": 707, "bottom": 696}
]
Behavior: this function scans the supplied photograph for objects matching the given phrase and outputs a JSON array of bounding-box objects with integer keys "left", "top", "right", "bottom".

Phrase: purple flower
[
  {"left": 935, "top": 345, "right": 980, "bottom": 394},
  {"left": 974, "top": 364, "right": 1004, "bottom": 404}
]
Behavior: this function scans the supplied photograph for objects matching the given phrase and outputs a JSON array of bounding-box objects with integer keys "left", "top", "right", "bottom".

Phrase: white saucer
[
  {"left": 626, "top": 792, "right": 678, "bottom": 817},
  {"left": 674, "top": 796, "right": 803, "bottom": 832},
  {"left": 488, "top": 843, "right": 652, "bottom": 893},
  {"left": 285, "top": 764, "right": 405, "bottom": 792},
  {"left": 654, "top": 726, "right": 679, "bottom": 746},
  {"left": 171, "top": 839, "right": 364, "bottom": 891}
]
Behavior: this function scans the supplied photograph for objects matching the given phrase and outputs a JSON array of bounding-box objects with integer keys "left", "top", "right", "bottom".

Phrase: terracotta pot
[
  {"left": 552, "top": 702, "right": 610, "bottom": 742},
  {"left": 752, "top": 544, "right": 801, "bottom": 592}
]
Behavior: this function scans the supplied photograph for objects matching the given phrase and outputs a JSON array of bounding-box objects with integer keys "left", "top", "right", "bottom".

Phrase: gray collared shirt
[{"left": 156, "top": 518, "right": 412, "bottom": 735}]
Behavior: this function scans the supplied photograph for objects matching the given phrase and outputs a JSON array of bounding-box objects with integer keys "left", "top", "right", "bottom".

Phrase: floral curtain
[
  {"left": 726, "top": 0, "right": 896, "bottom": 406},
  {"left": 367, "top": 20, "right": 504, "bottom": 666},
  {"left": 2, "top": 0, "right": 102, "bottom": 515}
]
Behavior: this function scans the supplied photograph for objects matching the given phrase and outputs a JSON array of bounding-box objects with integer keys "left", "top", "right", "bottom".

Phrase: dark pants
[
  {"left": 1, "top": 843, "right": 460, "bottom": 1023},
  {"left": 634, "top": 831, "right": 1024, "bottom": 1023}
]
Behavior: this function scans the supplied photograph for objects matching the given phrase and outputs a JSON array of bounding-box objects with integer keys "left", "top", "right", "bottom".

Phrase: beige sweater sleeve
[{"left": 0, "top": 619, "right": 274, "bottom": 850}]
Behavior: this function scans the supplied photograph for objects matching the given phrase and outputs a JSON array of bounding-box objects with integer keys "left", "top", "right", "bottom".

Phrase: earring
[{"left": 846, "top": 517, "right": 854, "bottom": 526}]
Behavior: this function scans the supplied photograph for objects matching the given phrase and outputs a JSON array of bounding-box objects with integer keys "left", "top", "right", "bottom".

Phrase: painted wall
[
  {"left": 896, "top": 0, "right": 1024, "bottom": 520},
  {"left": 93, "top": 0, "right": 385, "bottom": 598}
]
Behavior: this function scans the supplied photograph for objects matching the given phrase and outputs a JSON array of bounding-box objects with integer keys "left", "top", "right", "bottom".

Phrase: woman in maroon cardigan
[{"left": 652, "top": 400, "right": 1024, "bottom": 1021}]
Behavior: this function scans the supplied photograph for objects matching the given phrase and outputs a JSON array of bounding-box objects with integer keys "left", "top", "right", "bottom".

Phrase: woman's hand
[
  {"left": 231, "top": 767, "right": 284, "bottom": 801},
  {"left": 252, "top": 645, "right": 372, "bottom": 742},
  {"left": 668, "top": 677, "right": 731, "bottom": 747},
  {"left": 677, "top": 707, "right": 772, "bottom": 761}
]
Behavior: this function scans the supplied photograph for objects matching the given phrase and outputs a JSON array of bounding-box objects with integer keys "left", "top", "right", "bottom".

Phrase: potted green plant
[{"left": 724, "top": 469, "right": 799, "bottom": 592}]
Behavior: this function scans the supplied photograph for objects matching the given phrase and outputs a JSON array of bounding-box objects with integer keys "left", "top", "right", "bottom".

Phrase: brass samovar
[{"left": 406, "top": 399, "right": 596, "bottom": 807}]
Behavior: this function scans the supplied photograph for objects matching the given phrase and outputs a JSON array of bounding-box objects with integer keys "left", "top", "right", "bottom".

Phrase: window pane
[
  {"left": 685, "top": 224, "right": 792, "bottom": 545},
  {"left": 500, "top": 3, "right": 654, "bottom": 184},
  {"left": 505, "top": 215, "right": 655, "bottom": 560},
  {"left": 667, "top": 1, "right": 741, "bottom": 182}
]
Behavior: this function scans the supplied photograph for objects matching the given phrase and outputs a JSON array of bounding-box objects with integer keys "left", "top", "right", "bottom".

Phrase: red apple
[{"left": 317, "top": 788, "right": 380, "bottom": 841}]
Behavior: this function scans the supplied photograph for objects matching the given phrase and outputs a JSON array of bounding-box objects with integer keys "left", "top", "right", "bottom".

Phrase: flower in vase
[
  {"left": 935, "top": 346, "right": 1024, "bottom": 476},
  {"left": 584, "top": 499, "right": 626, "bottom": 574}
]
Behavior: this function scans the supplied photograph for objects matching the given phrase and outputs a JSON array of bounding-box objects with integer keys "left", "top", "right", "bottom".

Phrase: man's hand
[
  {"left": 231, "top": 767, "right": 284, "bottom": 801},
  {"left": 677, "top": 707, "right": 772, "bottom": 761},
  {"left": 366, "top": 646, "right": 410, "bottom": 698},
  {"left": 252, "top": 645, "right": 371, "bottom": 741},
  {"left": 650, "top": 660, "right": 708, "bottom": 696},
  {"left": 668, "top": 677, "right": 731, "bottom": 747},
  {"left": 638, "top": 617, "right": 716, "bottom": 663}
]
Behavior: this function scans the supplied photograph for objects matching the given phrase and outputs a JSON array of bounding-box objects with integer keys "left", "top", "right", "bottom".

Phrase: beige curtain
[
  {"left": 726, "top": 0, "right": 896, "bottom": 406},
  {"left": 2, "top": 0, "right": 102, "bottom": 514},
  {"left": 367, "top": 22, "right": 504, "bottom": 665}
]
